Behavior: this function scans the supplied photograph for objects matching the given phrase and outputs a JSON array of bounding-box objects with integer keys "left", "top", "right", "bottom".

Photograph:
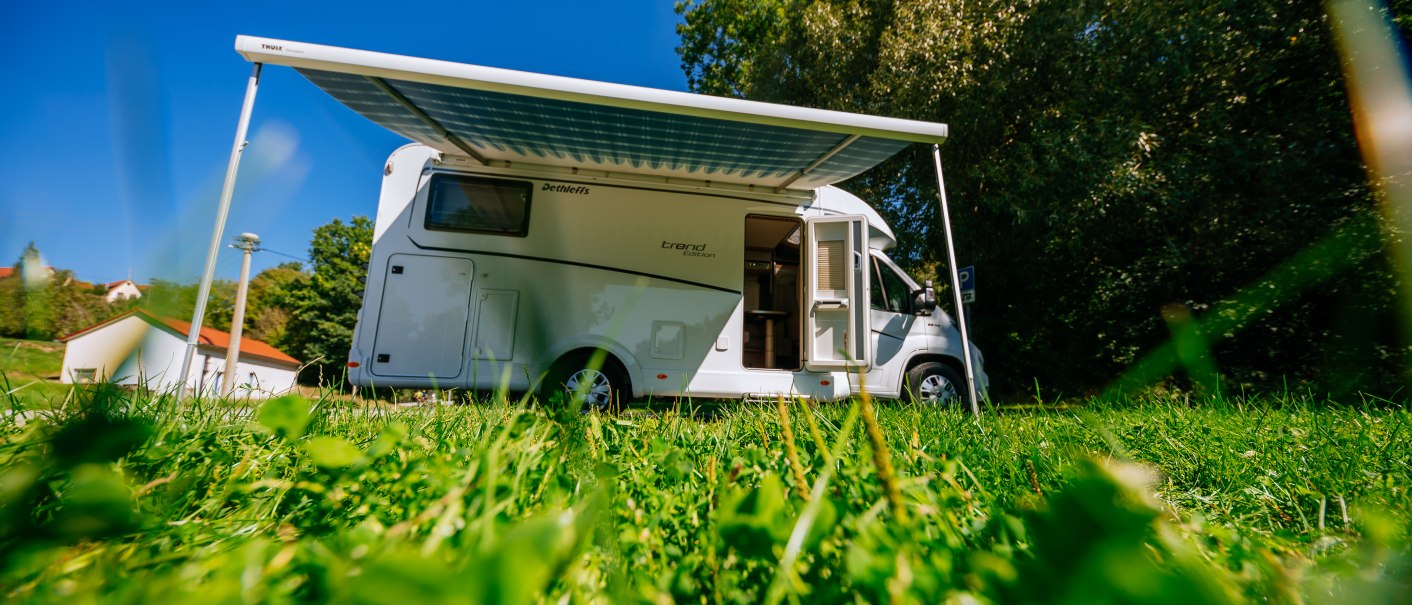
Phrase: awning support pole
[
  {"left": 178, "top": 62, "right": 263, "bottom": 398},
  {"left": 366, "top": 76, "right": 489, "bottom": 165},
  {"left": 777, "top": 134, "right": 861, "bottom": 190},
  {"left": 931, "top": 144, "right": 980, "bottom": 416}
]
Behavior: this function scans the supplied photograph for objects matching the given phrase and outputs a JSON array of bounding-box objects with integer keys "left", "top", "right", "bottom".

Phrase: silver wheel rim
[
  {"left": 566, "top": 369, "right": 613, "bottom": 409},
  {"left": 918, "top": 373, "right": 957, "bottom": 404}
]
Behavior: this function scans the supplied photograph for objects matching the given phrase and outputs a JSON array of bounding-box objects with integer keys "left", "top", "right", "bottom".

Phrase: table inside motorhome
[{"left": 746, "top": 310, "right": 789, "bottom": 369}]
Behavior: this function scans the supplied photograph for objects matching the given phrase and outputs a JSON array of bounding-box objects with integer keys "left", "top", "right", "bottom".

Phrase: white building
[
  {"left": 59, "top": 309, "right": 300, "bottom": 398},
  {"left": 104, "top": 279, "right": 144, "bottom": 302}
]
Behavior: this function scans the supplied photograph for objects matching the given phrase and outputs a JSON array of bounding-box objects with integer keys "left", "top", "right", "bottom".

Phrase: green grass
[
  {"left": 0, "top": 338, "right": 71, "bottom": 410},
  {"left": 1, "top": 387, "right": 1408, "bottom": 603},
  {"left": 0, "top": 337, "right": 63, "bottom": 381}
]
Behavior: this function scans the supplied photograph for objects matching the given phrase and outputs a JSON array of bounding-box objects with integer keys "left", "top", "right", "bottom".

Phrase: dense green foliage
[
  {"left": 1, "top": 388, "right": 1408, "bottom": 602},
  {"left": 676, "top": 0, "right": 1412, "bottom": 398},
  {"left": 140, "top": 278, "right": 237, "bottom": 331},
  {"left": 0, "top": 243, "right": 134, "bottom": 341},
  {"left": 246, "top": 261, "right": 311, "bottom": 347},
  {"left": 282, "top": 216, "right": 373, "bottom": 382}
]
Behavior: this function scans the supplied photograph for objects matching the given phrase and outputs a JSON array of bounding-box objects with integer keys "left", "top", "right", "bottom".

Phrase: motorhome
[
  {"left": 212, "top": 37, "right": 988, "bottom": 408},
  {"left": 345, "top": 143, "right": 986, "bottom": 406}
]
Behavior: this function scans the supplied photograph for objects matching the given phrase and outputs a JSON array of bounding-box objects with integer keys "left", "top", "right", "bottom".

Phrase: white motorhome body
[
  {"left": 347, "top": 144, "right": 986, "bottom": 402},
  {"left": 188, "top": 36, "right": 985, "bottom": 409}
]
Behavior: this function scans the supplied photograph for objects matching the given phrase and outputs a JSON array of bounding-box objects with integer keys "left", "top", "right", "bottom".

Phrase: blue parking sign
[{"left": 958, "top": 266, "right": 975, "bottom": 303}]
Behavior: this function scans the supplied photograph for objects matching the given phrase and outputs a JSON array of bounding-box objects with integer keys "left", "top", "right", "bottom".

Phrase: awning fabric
[{"left": 236, "top": 36, "right": 948, "bottom": 190}]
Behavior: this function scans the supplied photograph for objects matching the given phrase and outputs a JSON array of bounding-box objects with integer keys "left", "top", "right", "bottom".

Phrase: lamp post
[{"left": 221, "top": 232, "right": 260, "bottom": 396}]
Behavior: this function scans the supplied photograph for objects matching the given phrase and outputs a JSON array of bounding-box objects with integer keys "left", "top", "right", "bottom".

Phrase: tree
[
  {"left": 44, "top": 271, "right": 115, "bottom": 339},
  {"left": 0, "top": 243, "right": 114, "bottom": 340},
  {"left": 245, "top": 262, "right": 309, "bottom": 347},
  {"left": 677, "top": 0, "right": 1409, "bottom": 397},
  {"left": 284, "top": 216, "right": 373, "bottom": 384},
  {"left": 140, "top": 279, "right": 236, "bottom": 332},
  {"left": 0, "top": 270, "right": 24, "bottom": 338},
  {"left": 16, "top": 242, "right": 53, "bottom": 339},
  {"left": 674, "top": 0, "right": 791, "bottom": 97}
]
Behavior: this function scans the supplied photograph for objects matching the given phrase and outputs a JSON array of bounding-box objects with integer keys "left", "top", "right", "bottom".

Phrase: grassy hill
[
  {"left": 0, "top": 337, "right": 63, "bottom": 381},
  {"left": 0, "top": 337, "right": 69, "bottom": 405}
]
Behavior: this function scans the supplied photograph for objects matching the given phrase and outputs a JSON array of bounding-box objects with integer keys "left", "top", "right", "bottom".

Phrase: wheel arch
[
  {"left": 901, "top": 353, "right": 966, "bottom": 394},
  {"left": 541, "top": 340, "right": 639, "bottom": 397}
]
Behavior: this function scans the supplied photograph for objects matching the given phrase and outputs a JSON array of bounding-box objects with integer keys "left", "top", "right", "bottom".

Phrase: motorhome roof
[{"left": 235, "top": 35, "right": 948, "bottom": 191}]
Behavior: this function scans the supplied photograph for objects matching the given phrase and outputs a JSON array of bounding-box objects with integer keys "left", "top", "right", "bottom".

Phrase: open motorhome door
[{"left": 805, "top": 215, "right": 871, "bottom": 371}]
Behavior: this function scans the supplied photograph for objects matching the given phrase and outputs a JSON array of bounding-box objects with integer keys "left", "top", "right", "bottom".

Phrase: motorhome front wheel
[{"left": 906, "top": 362, "right": 963, "bottom": 406}]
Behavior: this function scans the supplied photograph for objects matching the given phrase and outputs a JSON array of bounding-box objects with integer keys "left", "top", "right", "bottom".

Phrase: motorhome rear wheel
[{"left": 545, "top": 352, "right": 628, "bottom": 412}]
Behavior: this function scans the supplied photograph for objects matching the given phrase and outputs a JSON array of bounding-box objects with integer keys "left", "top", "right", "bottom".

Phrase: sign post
[
  {"left": 931, "top": 145, "right": 979, "bottom": 416},
  {"left": 958, "top": 265, "right": 975, "bottom": 337}
]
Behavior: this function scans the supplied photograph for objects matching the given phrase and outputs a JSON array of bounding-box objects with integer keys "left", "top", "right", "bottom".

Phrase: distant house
[
  {"left": 0, "top": 266, "right": 56, "bottom": 281},
  {"left": 59, "top": 309, "right": 300, "bottom": 398},
  {"left": 104, "top": 279, "right": 143, "bottom": 302}
]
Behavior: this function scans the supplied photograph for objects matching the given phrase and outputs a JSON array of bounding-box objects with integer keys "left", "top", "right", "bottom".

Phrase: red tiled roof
[
  {"left": 60, "top": 309, "right": 300, "bottom": 367},
  {"left": 0, "top": 266, "right": 56, "bottom": 280},
  {"left": 151, "top": 314, "right": 300, "bottom": 366}
]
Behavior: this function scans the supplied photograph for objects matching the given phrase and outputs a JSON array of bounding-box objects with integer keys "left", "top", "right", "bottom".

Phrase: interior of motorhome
[{"left": 742, "top": 215, "right": 803, "bottom": 371}]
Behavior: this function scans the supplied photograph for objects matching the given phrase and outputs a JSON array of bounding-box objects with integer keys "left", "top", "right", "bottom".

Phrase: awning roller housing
[{"left": 236, "top": 35, "right": 948, "bottom": 190}]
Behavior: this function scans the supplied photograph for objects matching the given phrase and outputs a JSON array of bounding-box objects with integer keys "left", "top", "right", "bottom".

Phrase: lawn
[
  {"left": 0, "top": 337, "right": 73, "bottom": 410},
  {"left": 0, "top": 337, "right": 63, "bottom": 381},
  {"left": 1, "top": 384, "right": 1407, "bottom": 603}
]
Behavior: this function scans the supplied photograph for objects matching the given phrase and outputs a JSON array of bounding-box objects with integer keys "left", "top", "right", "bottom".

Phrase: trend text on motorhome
[{"left": 662, "top": 241, "right": 716, "bottom": 258}]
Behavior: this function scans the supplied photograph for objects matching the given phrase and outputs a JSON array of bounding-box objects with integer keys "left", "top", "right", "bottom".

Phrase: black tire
[
  {"left": 543, "top": 352, "right": 628, "bottom": 412},
  {"left": 904, "top": 361, "right": 964, "bottom": 406}
]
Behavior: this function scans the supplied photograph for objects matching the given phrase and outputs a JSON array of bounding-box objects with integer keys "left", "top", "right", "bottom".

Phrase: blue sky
[{"left": 0, "top": 0, "right": 688, "bottom": 285}]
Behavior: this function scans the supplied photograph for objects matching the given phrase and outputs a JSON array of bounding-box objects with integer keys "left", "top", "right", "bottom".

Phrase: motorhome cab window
[
  {"left": 743, "top": 215, "right": 803, "bottom": 370},
  {"left": 871, "top": 255, "right": 913, "bottom": 314},
  {"left": 425, "top": 174, "right": 532, "bottom": 236}
]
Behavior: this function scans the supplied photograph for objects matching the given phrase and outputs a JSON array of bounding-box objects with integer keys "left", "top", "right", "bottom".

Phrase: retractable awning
[{"left": 234, "top": 35, "right": 947, "bottom": 190}]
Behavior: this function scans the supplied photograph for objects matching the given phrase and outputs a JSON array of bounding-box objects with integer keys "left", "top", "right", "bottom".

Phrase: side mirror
[{"left": 914, "top": 280, "right": 938, "bottom": 315}]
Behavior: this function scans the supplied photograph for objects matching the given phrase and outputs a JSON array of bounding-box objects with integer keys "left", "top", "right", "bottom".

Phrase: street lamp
[{"left": 221, "top": 232, "right": 260, "bottom": 396}]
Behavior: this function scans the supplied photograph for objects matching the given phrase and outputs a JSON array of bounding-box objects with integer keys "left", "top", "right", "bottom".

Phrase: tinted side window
[
  {"left": 425, "top": 175, "right": 532, "bottom": 236},
  {"left": 870, "top": 257, "right": 890, "bottom": 311},
  {"left": 871, "top": 257, "right": 912, "bottom": 314}
]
